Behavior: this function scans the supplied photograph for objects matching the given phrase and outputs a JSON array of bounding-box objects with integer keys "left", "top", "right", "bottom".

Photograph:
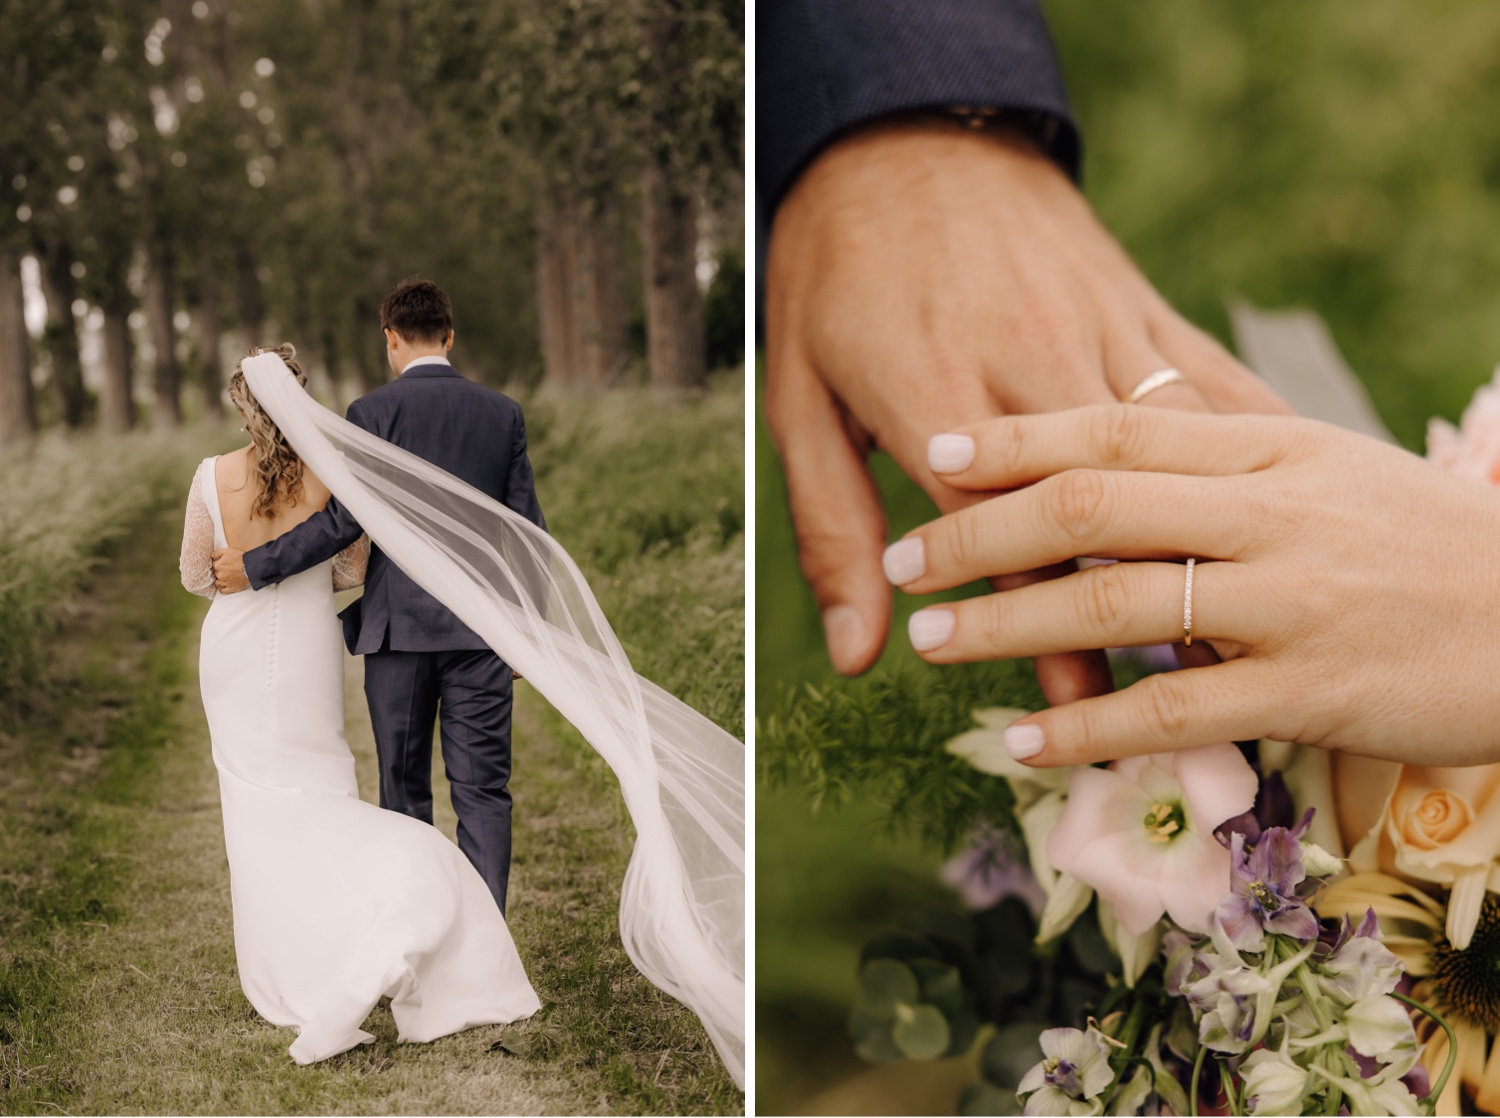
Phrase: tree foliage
[{"left": 0, "top": 0, "right": 743, "bottom": 442}]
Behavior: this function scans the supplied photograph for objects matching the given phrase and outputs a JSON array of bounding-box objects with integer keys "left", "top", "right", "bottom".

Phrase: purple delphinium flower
[
  {"left": 1213, "top": 827, "right": 1320, "bottom": 951},
  {"left": 939, "top": 830, "right": 1046, "bottom": 913},
  {"left": 1316, "top": 906, "right": 1381, "bottom": 958}
]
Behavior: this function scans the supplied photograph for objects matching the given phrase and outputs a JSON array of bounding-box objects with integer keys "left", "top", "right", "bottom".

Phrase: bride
[{"left": 179, "top": 345, "right": 540, "bottom": 1064}]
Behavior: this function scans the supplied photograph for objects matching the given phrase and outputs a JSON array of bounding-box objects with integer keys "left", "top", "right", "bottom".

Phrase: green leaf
[
  {"left": 945, "top": 1010, "right": 982, "bottom": 1058},
  {"left": 891, "top": 1003, "right": 951, "bottom": 1060},
  {"left": 904, "top": 907, "right": 978, "bottom": 953},
  {"left": 909, "top": 958, "right": 965, "bottom": 1019},
  {"left": 757, "top": 662, "right": 1040, "bottom": 850},
  {"left": 860, "top": 958, "right": 919, "bottom": 1020},
  {"left": 1066, "top": 910, "right": 1118, "bottom": 977},
  {"left": 848, "top": 1004, "right": 885, "bottom": 1043},
  {"left": 861, "top": 932, "right": 940, "bottom": 967},
  {"left": 488, "top": 1024, "right": 565, "bottom": 1059},
  {"left": 981, "top": 1023, "right": 1045, "bottom": 1089},
  {"left": 958, "top": 1082, "right": 1023, "bottom": 1116},
  {"left": 1166, "top": 1000, "right": 1200, "bottom": 1065},
  {"left": 853, "top": 1023, "right": 904, "bottom": 1064}
]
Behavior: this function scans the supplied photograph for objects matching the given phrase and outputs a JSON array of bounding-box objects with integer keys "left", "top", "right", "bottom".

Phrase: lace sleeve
[
  {"left": 180, "top": 465, "right": 216, "bottom": 599},
  {"left": 332, "top": 533, "right": 369, "bottom": 590}
]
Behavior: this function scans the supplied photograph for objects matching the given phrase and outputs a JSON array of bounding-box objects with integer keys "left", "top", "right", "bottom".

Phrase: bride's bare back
[{"left": 213, "top": 446, "right": 334, "bottom": 551}]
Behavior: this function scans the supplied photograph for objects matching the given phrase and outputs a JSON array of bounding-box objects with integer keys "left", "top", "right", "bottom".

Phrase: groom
[{"left": 211, "top": 277, "right": 545, "bottom": 916}]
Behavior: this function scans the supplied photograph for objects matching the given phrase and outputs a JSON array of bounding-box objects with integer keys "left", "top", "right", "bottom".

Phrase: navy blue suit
[
  {"left": 757, "top": 0, "right": 1081, "bottom": 210},
  {"left": 243, "top": 360, "right": 545, "bottom": 915}
]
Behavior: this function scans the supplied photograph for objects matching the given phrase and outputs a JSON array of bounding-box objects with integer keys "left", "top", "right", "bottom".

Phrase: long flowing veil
[{"left": 242, "top": 353, "right": 745, "bottom": 1087}]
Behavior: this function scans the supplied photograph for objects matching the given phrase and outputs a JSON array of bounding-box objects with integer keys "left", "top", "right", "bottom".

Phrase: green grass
[
  {"left": 0, "top": 429, "right": 228, "bottom": 699},
  {"left": 529, "top": 372, "right": 745, "bottom": 736},
  {"left": 0, "top": 376, "right": 743, "bottom": 1115}
]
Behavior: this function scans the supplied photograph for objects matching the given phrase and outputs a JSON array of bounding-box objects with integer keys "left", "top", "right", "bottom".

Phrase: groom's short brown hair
[{"left": 380, "top": 277, "right": 454, "bottom": 344}]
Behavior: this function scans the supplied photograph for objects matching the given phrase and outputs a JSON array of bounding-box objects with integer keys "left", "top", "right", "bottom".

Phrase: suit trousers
[{"left": 362, "top": 648, "right": 514, "bottom": 915}]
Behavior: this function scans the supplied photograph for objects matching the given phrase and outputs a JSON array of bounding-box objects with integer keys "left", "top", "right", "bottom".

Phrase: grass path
[{"left": 0, "top": 503, "right": 737, "bottom": 1115}]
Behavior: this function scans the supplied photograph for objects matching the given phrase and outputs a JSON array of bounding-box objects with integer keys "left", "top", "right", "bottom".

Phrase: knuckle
[
  {"left": 1138, "top": 675, "right": 1193, "bottom": 741},
  {"left": 971, "top": 594, "right": 1011, "bottom": 649},
  {"left": 944, "top": 510, "right": 986, "bottom": 573},
  {"left": 988, "top": 418, "right": 1027, "bottom": 481},
  {"left": 1045, "top": 469, "right": 1110, "bottom": 542},
  {"left": 1080, "top": 563, "right": 1132, "bottom": 634},
  {"left": 1090, "top": 406, "right": 1148, "bottom": 469}
]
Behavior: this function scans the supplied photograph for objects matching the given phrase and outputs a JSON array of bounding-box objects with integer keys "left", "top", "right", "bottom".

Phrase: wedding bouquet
[{"left": 766, "top": 368, "right": 1500, "bottom": 1117}]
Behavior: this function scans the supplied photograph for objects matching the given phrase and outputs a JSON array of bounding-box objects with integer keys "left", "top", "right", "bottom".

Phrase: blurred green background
[{"left": 756, "top": 1, "right": 1500, "bottom": 1112}]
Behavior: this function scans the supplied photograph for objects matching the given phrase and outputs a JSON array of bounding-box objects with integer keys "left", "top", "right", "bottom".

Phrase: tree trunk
[
  {"left": 38, "top": 243, "right": 90, "bottom": 428},
  {"left": 197, "top": 248, "right": 225, "bottom": 419},
  {"left": 536, "top": 194, "right": 579, "bottom": 388},
  {"left": 321, "top": 321, "right": 344, "bottom": 408},
  {"left": 235, "top": 245, "right": 264, "bottom": 351},
  {"left": 578, "top": 195, "right": 628, "bottom": 389},
  {"left": 642, "top": 162, "right": 706, "bottom": 391},
  {"left": 352, "top": 295, "right": 385, "bottom": 390},
  {"left": 146, "top": 238, "right": 181, "bottom": 426},
  {"left": 0, "top": 245, "right": 38, "bottom": 447},
  {"left": 100, "top": 304, "right": 135, "bottom": 431}
]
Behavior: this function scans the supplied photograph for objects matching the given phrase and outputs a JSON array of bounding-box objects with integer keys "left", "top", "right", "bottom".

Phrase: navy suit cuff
[
  {"left": 243, "top": 545, "right": 275, "bottom": 591},
  {"left": 758, "top": 0, "right": 1080, "bottom": 211}
]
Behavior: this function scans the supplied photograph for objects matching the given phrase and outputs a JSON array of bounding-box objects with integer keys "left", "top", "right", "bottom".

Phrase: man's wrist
[{"left": 243, "top": 546, "right": 272, "bottom": 592}]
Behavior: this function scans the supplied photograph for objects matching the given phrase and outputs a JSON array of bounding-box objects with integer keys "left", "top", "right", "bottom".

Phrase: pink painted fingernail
[
  {"left": 882, "top": 537, "right": 926, "bottom": 585},
  {"left": 928, "top": 434, "right": 975, "bottom": 473},
  {"left": 1004, "top": 723, "right": 1045, "bottom": 760},
  {"left": 908, "top": 609, "right": 955, "bottom": 652},
  {"left": 822, "top": 605, "right": 867, "bottom": 673}
]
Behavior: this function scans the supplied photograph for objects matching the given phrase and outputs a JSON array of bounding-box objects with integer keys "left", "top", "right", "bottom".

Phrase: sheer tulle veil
[{"left": 242, "top": 353, "right": 745, "bottom": 1087}]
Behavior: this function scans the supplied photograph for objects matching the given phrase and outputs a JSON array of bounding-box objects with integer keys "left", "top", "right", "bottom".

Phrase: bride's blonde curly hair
[{"left": 226, "top": 343, "right": 309, "bottom": 519}]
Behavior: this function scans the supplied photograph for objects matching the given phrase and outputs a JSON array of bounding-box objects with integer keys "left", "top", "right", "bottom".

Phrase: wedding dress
[
  {"left": 179, "top": 458, "right": 541, "bottom": 1064},
  {"left": 239, "top": 352, "right": 746, "bottom": 1088}
]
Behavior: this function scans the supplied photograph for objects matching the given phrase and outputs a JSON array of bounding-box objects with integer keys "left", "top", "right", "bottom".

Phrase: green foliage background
[{"left": 756, "top": 1, "right": 1500, "bottom": 1111}]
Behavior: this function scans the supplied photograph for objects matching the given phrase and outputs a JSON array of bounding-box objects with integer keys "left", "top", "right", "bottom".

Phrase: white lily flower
[
  {"left": 947, "top": 709, "right": 1067, "bottom": 806},
  {"left": 1096, "top": 900, "right": 1163, "bottom": 988},
  {"left": 950, "top": 709, "right": 1096, "bottom": 942},
  {"left": 1036, "top": 870, "right": 1095, "bottom": 944}
]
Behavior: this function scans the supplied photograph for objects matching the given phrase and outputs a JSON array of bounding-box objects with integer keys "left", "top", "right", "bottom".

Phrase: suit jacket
[
  {"left": 757, "top": 0, "right": 1080, "bottom": 212},
  {"left": 243, "top": 361, "right": 547, "bottom": 656}
]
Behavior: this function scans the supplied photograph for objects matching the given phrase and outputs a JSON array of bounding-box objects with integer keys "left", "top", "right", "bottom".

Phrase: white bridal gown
[{"left": 179, "top": 457, "right": 540, "bottom": 1064}]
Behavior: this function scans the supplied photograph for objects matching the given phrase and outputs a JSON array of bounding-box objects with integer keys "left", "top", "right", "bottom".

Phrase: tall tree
[
  {"left": 35, "top": 235, "right": 91, "bottom": 426},
  {"left": 639, "top": 0, "right": 741, "bottom": 391},
  {"left": 0, "top": 247, "right": 38, "bottom": 447}
]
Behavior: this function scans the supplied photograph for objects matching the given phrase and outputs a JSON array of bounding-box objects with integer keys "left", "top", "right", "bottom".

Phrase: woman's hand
[{"left": 886, "top": 405, "right": 1500, "bottom": 768}]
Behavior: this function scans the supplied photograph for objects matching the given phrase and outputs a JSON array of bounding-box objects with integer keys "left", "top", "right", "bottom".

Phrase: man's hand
[
  {"left": 211, "top": 548, "right": 250, "bottom": 594},
  {"left": 763, "top": 115, "right": 1291, "bottom": 700}
]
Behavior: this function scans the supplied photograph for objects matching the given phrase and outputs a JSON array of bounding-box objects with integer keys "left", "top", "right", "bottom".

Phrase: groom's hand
[
  {"left": 211, "top": 548, "right": 250, "bottom": 594},
  {"left": 763, "top": 114, "right": 1292, "bottom": 699}
]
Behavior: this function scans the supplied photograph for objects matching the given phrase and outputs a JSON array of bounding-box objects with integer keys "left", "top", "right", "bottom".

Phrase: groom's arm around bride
[{"left": 211, "top": 277, "right": 545, "bottom": 917}]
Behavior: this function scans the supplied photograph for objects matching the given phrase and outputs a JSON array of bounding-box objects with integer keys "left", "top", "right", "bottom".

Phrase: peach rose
[
  {"left": 1335, "top": 754, "right": 1500, "bottom": 948},
  {"left": 1397, "top": 788, "right": 1474, "bottom": 850}
]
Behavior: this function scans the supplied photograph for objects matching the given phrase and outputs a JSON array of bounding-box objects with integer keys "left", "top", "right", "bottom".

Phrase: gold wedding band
[
  {"left": 1127, "top": 368, "right": 1188, "bottom": 404},
  {"left": 1183, "top": 558, "right": 1196, "bottom": 646}
]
